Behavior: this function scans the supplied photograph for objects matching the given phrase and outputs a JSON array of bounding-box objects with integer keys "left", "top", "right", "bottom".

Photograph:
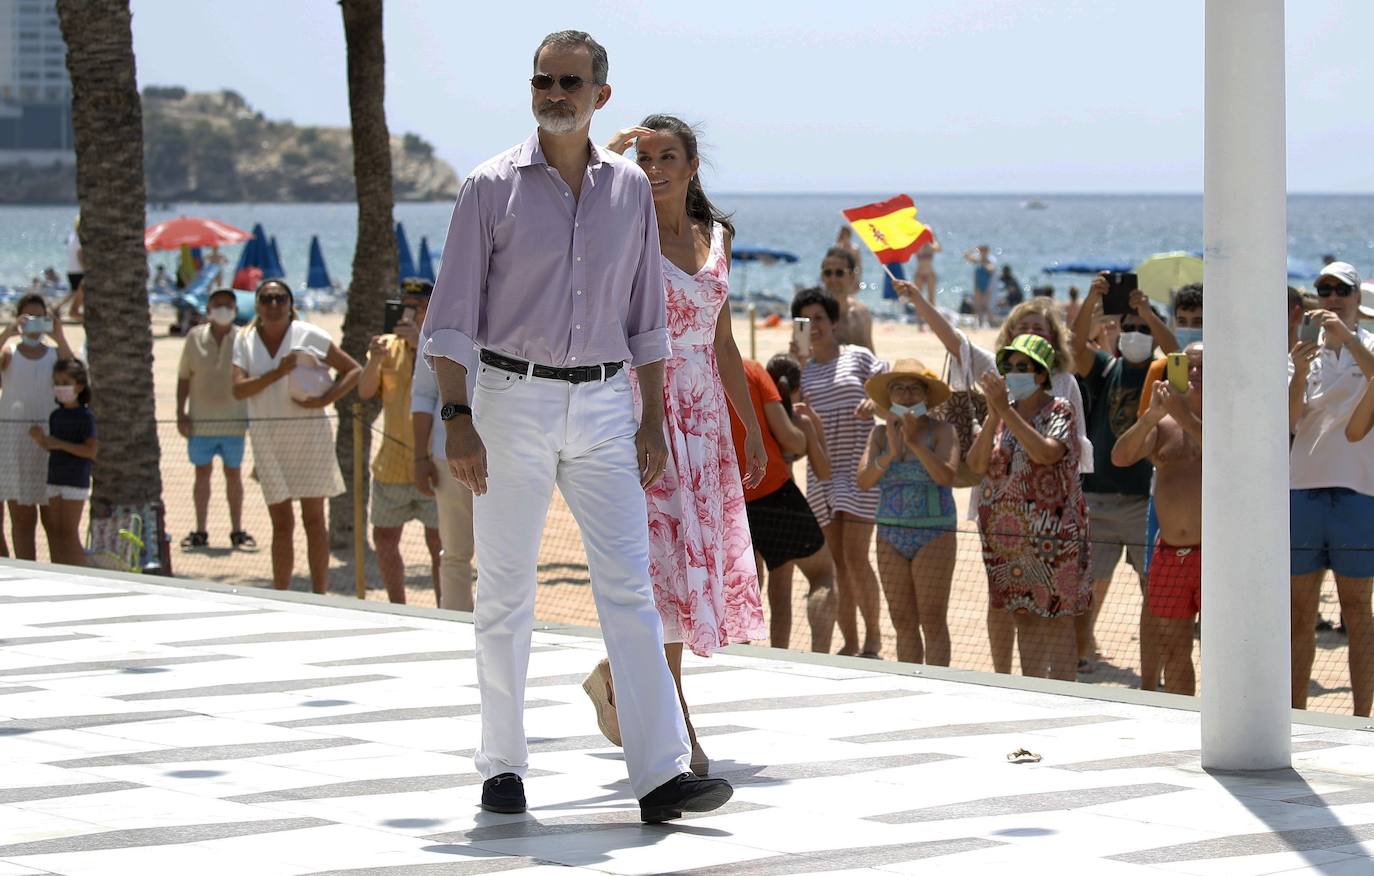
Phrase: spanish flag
[{"left": 841, "top": 195, "right": 933, "bottom": 265}]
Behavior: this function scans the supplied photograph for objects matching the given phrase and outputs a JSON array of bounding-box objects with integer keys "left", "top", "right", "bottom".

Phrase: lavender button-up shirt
[{"left": 422, "top": 131, "right": 670, "bottom": 374}]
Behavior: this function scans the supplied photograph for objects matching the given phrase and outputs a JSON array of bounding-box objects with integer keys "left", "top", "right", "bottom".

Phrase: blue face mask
[
  {"left": 889, "top": 402, "right": 927, "bottom": 418},
  {"left": 1004, "top": 371, "right": 1040, "bottom": 401},
  {"left": 1174, "top": 327, "right": 1203, "bottom": 347}
]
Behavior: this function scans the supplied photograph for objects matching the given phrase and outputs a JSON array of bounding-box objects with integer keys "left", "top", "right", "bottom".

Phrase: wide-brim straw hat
[{"left": 865, "top": 358, "right": 951, "bottom": 411}]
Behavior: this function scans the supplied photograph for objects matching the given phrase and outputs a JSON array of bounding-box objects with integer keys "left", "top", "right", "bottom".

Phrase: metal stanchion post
[
  {"left": 352, "top": 402, "right": 366, "bottom": 600},
  {"left": 748, "top": 303, "right": 757, "bottom": 360}
]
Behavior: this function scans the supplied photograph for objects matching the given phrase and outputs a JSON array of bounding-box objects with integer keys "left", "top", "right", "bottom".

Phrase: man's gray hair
[{"left": 533, "top": 30, "right": 608, "bottom": 85}]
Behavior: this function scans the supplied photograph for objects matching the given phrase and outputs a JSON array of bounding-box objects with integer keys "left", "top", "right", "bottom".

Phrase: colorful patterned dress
[
  {"left": 631, "top": 221, "right": 765, "bottom": 657},
  {"left": 977, "top": 397, "right": 1092, "bottom": 618}
]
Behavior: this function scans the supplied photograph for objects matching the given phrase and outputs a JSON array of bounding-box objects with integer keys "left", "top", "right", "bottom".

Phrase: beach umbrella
[
  {"left": 396, "top": 223, "right": 417, "bottom": 282},
  {"left": 417, "top": 236, "right": 436, "bottom": 282},
  {"left": 144, "top": 216, "right": 251, "bottom": 252},
  {"left": 177, "top": 245, "right": 197, "bottom": 287},
  {"left": 1134, "top": 251, "right": 1204, "bottom": 303},
  {"left": 305, "top": 235, "right": 332, "bottom": 289},
  {"left": 267, "top": 236, "right": 285, "bottom": 280}
]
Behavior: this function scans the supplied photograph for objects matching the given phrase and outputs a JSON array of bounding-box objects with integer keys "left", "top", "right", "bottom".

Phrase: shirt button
[
  {"left": 576, "top": 256, "right": 582, "bottom": 262},
  {"left": 576, "top": 289, "right": 583, "bottom": 295},
  {"left": 570, "top": 356, "right": 577, "bottom": 362},
  {"left": 564, "top": 192, "right": 570, "bottom": 198},
  {"left": 576, "top": 324, "right": 582, "bottom": 330}
]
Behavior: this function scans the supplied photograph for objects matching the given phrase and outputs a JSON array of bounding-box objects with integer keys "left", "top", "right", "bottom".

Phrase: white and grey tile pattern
[{"left": 3, "top": 560, "right": 1374, "bottom": 875}]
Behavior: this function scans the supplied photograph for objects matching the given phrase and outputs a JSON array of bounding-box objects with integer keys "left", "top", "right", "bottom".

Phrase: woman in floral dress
[
  {"left": 967, "top": 334, "right": 1091, "bottom": 682},
  {"left": 583, "top": 115, "right": 768, "bottom": 776}
]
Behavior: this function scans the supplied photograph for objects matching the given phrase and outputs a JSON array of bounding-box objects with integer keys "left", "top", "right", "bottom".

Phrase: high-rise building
[{"left": 0, "top": 0, "right": 74, "bottom": 163}]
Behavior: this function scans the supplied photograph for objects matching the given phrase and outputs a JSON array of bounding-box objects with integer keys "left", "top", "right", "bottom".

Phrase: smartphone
[
  {"left": 792, "top": 317, "right": 811, "bottom": 358},
  {"left": 1102, "top": 272, "right": 1138, "bottom": 316},
  {"left": 382, "top": 299, "right": 406, "bottom": 334},
  {"left": 1298, "top": 312, "right": 1321, "bottom": 344},
  {"left": 1166, "top": 352, "right": 1189, "bottom": 393}
]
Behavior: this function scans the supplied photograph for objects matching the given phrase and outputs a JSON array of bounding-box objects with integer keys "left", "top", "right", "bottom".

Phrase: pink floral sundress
[{"left": 631, "top": 221, "right": 765, "bottom": 656}]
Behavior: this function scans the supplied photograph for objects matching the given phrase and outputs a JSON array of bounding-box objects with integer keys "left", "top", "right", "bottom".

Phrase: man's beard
[{"left": 536, "top": 100, "right": 592, "bottom": 135}]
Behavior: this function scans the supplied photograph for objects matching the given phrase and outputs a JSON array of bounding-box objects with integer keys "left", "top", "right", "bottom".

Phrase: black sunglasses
[
  {"left": 530, "top": 73, "right": 598, "bottom": 92},
  {"left": 258, "top": 293, "right": 289, "bottom": 306},
  {"left": 822, "top": 268, "right": 850, "bottom": 278},
  {"left": 1000, "top": 361, "right": 1038, "bottom": 374},
  {"left": 1121, "top": 323, "right": 1153, "bottom": 336},
  {"left": 1316, "top": 282, "right": 1355, "bottom": 298}
]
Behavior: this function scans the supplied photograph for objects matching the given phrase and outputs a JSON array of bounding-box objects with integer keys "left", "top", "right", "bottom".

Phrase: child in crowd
[{"left": 30, "top": 358, "right": 97, "bottom": 567}]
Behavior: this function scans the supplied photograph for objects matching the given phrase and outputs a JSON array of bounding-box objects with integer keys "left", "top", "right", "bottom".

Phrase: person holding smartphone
[
  {"left": 1112, "top": 343, "right": 1203, "bottom": 696},
  {"left": 0, "top": 293, "right": 74, "bottom": 561},
  {"left": 1070, "top": 272, "right": 1178, "bottom": 687},
  {"left": 357, "top": 277, "right": 444, "bottom": 606},
  {"left": 1291, "top": 262, "right": 1374, "bottom": 717}
]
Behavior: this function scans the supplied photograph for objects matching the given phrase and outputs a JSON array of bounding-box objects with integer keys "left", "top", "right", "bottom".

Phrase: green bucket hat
[{"left": 996, "top": 333, "right": 1056, "bottom": 374}]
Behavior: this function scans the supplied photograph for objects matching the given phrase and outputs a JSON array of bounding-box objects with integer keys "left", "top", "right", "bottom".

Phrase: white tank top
[{"left": 1, "top": 345, "right": 57, "bottom": 425}]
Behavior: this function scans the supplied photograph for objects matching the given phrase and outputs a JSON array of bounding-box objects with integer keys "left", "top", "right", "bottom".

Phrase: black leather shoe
[
  {"left": 638, "top": 772, "right": 733, "bottom": 823},
  {"left": 480, "top": 773, "right": 526, "bottom": 814}
]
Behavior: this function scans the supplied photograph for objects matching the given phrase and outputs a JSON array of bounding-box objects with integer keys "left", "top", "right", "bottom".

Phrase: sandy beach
[{"left": 40, "top": 308, "right": 1357, "bottom": 716}]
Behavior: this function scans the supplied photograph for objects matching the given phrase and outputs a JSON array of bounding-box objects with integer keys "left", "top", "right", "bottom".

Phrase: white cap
[
  {"left": 1319, "top": 261, "right": 1361, "bottom": 290},
  {"left": 1361, "top": 280, "right": 1374, "bottom": 320}
]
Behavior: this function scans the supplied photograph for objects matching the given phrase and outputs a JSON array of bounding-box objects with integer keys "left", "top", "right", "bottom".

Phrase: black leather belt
[{"left": 479, "top": 349, "right": 623, "bottom": 384}]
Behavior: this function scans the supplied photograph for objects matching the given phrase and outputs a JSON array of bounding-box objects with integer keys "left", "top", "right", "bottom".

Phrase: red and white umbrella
[{"left": 144, "top": 216, "right": 252, "bottom": 252}]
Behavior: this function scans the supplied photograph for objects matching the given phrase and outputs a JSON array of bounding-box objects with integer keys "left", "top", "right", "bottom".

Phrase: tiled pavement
[{"left": 2, "top": 562, "right": 1374, "bottom": 875}]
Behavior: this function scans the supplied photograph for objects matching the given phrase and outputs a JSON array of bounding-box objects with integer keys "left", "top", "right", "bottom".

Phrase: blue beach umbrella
[
  {"left": 267, "top": 236, "right": 285, "bottom": 280},
  {"left": 396, "top": 223, "right": 417, "bottom": 282},
  {"left": 306, "top": 235, "right": 332, "bottom": 289},
  {"left": 417, "top": 236, "right": 436, "bottom": 282}
]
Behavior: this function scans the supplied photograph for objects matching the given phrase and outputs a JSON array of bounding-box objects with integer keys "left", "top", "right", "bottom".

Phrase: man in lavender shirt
[{"left": 422, "top": 30, "right": 733, "bottom": 823}]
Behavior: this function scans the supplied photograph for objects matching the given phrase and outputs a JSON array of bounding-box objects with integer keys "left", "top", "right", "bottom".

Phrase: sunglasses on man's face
[
  {"left": 1121, "top": 323, "right": 1152, "bottom": 336},
  {"left": 258, "top": 293, "right": 289, "bottom": 306},
  {"left": 1316, "top": 283, "right": 1355, "bottom": 298},
  {"left": 822, "top": 268, "right": 850, "bottom": 278},
  {"left": 530, "top": 73, "right": 596, "bottom": 92}
]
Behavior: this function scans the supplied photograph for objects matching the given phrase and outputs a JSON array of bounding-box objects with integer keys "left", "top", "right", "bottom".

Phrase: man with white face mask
[
  {"left": 176, "top": 288, "right": 252, "bottom": 550},
  {"left": 1071, "top": 273, "right": 1179, "bottom": 687}
]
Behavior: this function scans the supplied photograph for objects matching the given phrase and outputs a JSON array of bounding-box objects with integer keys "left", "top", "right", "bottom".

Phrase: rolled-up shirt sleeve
[
  {"left": 411, "top": 342, "right": 439, "bottom": 415},
  {"left": 421, "top": 176, "right": 486, "bottom": 374},
  {"left": 624, "top": 179, "right": 670, "bottom": 367}
]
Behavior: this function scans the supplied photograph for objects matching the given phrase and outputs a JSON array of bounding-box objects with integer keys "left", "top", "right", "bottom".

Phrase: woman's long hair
[
  {"left": 766, "top": 354, "right": 802, "bottom": 418},
  {"left": 994, "top": 296, "right": 1075, "bottom": 375},
  {"left": 640, "top": 114, "right": 734, "bottom": 239}
]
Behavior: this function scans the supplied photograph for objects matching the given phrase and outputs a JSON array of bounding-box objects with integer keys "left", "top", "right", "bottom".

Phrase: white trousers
[{"left": 469, "top": 362, "right": 691, "bottom": 798}]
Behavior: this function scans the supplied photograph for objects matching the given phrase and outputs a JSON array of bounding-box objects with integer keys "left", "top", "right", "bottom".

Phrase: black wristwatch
[{"left": 440, "top": 403, "right": 472, "bottom": 421}]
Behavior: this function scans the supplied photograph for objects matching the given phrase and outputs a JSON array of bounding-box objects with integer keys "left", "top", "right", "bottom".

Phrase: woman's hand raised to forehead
[{"left": 605, "top": 126, "right": 656, "bottom": 155}]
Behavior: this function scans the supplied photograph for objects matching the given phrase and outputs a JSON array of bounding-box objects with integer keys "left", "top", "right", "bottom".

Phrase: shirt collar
[{"left": 516, "top": 129, "right": 606, "bottom": 172}]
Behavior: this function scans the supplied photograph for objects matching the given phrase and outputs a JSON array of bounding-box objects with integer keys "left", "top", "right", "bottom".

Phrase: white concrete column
[{"left": 1200, "top": 0, "right": 1290, "bottom": 770}]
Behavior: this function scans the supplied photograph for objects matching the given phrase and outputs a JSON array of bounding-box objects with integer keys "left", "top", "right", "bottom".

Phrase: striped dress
[{"left": 801, "top": 345, "right": 888, "bottom": 526}]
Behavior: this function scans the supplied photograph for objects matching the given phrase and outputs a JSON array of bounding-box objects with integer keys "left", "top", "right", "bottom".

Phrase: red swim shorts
[{"left": 1148, "top": 541, "right": 1201, "bottom": 620}]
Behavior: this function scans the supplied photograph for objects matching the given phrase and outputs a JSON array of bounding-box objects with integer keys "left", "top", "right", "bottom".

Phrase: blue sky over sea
[{"left": 126, "top": 0, "right": 1374, "bottom": 194}]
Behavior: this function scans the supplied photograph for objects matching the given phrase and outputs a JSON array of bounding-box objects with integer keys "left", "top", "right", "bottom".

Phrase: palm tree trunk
[
  {"left": 56, "top": 0, "right": 166, "bottom": 571},
  {"left": 333, "top": 0, "right": 397, "bottom": 551}
]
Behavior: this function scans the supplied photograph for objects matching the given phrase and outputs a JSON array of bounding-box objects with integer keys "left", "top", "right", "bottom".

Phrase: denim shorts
[
  {"left": 1290, "top": 488, "right": 1374, "bottom": 578},
  {"left": 187, "top": 434, "right": 246, "bottom": 469}
]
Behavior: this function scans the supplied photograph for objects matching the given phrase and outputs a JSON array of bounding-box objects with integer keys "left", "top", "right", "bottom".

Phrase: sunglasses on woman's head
[
  {"left": 530, "top": 73, "right": 596, "bottom": 92},
  {"left": 258, "top": 293, "right": 289, "bottom": 305},
  {"left": 1316, "top": 282, "right": 1355, "bottom": 298}
]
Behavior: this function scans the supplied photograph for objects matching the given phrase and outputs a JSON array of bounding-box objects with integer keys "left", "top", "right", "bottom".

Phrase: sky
[{"left": 127, "top": 0, "right": 1374, "bottom": 194}]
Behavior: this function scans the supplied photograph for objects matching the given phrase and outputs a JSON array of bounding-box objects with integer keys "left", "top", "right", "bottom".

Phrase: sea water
[{"left": 2, "top": 194, "right": 1372, "bottom": 313}]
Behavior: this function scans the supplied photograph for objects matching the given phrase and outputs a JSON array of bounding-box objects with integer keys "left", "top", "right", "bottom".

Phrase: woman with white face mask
[
  {"left": 0, "top": 293, "right": 74, "bottom": 560},
  {"left": 968, "top": 334, "right": 1091, "bottom": 682},
  {"left": 857, "top": 359, "right": 960, "bottom": 666}
]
